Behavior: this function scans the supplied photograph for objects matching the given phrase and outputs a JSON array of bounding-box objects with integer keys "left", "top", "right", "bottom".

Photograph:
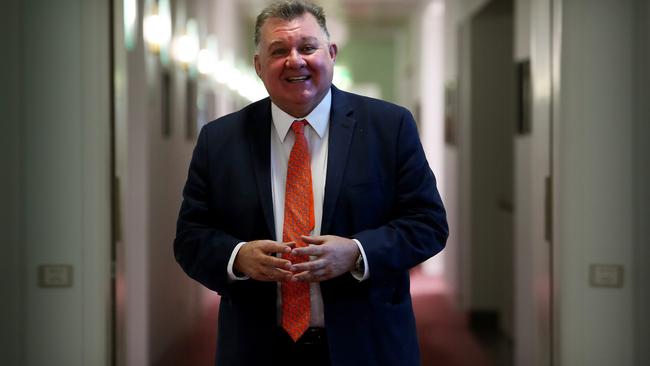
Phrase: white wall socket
[
  {"left": 589, "top": 264, "right": 624, "bottom": 288},
  {"left": 38, "top": 264, "right": 73, "bottom": 288}
]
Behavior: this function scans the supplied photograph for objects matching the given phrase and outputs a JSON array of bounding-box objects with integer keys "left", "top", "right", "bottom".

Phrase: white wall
[
  {"left": 418, "top": 0, "right": 447, "bottom": 277},
  {"left": 467, "top": 0, "right": 516, "bottom": 335},
  {"left": 0, "top": 0, "right": 112, "bottom": 365},
  {"left": 438, "top": 1, "right": 647, "bottom": 365},
  {"left": 513, "top": 0, "right": 554, "bottom": 364},
  {"left": 442, "top": 0, "right": 492, "bottom": 310},
  {"left": 114, "top": 0, "right": 248, "bottom": 364},
  {"left": 555, "top": 0, "right": 639, "bottom": 365},
  {"left": 450, "top": 0, "right": 518, "bottom": 338},
  {"left": 634, "top": 3, "right": 650, "bottom": 365}
]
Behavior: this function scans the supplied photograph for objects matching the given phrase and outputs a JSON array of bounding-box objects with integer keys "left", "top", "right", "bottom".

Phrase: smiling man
[
  {"left": 173, "top": 1, "right": 448, "bottom": 366},
  {"left": 254, "top": 8, "right": 337, "bottom": 118}
]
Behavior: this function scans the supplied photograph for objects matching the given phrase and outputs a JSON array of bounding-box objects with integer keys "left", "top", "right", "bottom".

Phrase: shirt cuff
[
  {"left": 350, "top": 239, "right": 369, "bottom": 281},
  {"left": 227, "top": 242, "right": 250, "bottom": 281}
]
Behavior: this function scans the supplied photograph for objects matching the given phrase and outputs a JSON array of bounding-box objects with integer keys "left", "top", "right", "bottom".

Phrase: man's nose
[{"left": 285, "top": 49, "right": 306, "bottom": 68}]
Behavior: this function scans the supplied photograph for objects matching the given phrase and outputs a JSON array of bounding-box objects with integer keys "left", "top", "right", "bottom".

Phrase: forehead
[{"left": 259, "top": 13, "right": 326, "bottom": 44}]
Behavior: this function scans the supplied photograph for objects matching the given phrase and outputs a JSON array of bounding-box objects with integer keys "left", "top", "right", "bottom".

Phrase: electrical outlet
[
  {"left": 38, "top": 264, "right": 73, "bottom": 288},
  {"left": 589, "top": 264, "right": 624, "bottom": 288}
]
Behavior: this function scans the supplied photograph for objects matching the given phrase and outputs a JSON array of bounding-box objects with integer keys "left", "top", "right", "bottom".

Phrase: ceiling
[
  {"left": 338, "top": 0, "right": 428, "bottom": 23},
  {"left": 239, "top": 0, "right": 429, "bottom": 23}
]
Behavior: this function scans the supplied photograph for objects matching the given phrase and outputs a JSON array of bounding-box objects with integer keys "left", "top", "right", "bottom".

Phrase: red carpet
[
  {"left": 411, "top": 272, "right": 492, "bottom": 366},
  {"left": 156, "top": 271, "right": 491, "bottom": 366}
]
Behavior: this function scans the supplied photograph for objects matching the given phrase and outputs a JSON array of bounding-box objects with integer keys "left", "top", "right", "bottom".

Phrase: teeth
[{"left": 287, "top": 76, "right": 308, "bottom": 82}]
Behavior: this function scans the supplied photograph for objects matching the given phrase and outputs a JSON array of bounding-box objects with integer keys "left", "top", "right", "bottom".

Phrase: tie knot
[{"left": 291, "top": 120, "right": 308, "bottom": 135}]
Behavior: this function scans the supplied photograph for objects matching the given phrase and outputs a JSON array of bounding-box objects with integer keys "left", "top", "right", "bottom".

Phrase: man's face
[{"left": 254, "top": 13, "right": 337, "bottom": 118}]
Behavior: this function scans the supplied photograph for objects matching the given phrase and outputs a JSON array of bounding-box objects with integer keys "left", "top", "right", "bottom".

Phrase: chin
[{"left": 287, "top": 92, "right": 316, "bottom": 105}]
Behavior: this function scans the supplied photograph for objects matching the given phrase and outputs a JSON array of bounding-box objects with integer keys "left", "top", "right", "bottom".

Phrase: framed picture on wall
[
  {"left": 444, "top": 81, "right": 458, "bottom": 146},
  {"left": 161, "top": 70, "right": 172, "bottom": 138},
  {"left": 186, "top": 78, "right": 198, "bottom": 140},
  {"left": 517, "top": 60, "right": 532, "bottom": 135}
]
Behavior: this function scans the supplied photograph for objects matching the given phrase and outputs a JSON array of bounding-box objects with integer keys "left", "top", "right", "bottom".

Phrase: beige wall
[
  {"left": 0, "top": 0, "right": 24, "bottom": 364},
  {"left": 114, "top": 0, "right": 248, "bottom": 365},
  {"left": 449, "top": 1, "right": 647, "bottom": 365},
  {"left": 555, "top": 0, "right": 642, "bottom": 365},
  {"left": 518, "top": 0, "right": 554, "bottom": 364},
  {"left": 0, "top": 0, "right": 112, "bottom": 365},
  {"left": 635, "top": 3, "right": 650, "bottom": 365}
]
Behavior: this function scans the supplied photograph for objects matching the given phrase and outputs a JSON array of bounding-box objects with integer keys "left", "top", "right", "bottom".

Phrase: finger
[
  {"left": 260, "top": 267, "right": 293, "bottom": 282},
  {"left": 301, "top": 235, "right": 326, "bottom": 245},
  {"left": 293, "top": 269, "right": 331, "bottom": 282},
  {"left": 273, "top": 268, "right": 294, "bottom": 280},
  {"left": 306, "top": 266, "right": 336, "bottom": 282},
  {"left": 291, "top": 258, "right": 327, "bottom": 273},
  {"left": 261, "top": 242, "right": 292, "bottom": 255},
  {"left": 292, "top": 245, "right": 325, "bottom": 257},
  {"left": 291, "top": 270, "right": 315, "bottom": 282},
  {"left": 260, "top": 255, "right": 293, "bottom": 271},
  {"left": 283, "top": 241, "right": 297, "bottom": 248}
]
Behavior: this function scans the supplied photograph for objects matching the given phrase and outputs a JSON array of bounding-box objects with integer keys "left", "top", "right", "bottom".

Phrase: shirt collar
[{"left": 271, "top": 88, "right": 331, "bottom": 141}]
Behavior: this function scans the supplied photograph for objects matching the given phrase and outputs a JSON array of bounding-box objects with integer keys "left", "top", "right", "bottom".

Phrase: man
[{"left": 173, "top": 1, "right": 448, "bottom": 365}]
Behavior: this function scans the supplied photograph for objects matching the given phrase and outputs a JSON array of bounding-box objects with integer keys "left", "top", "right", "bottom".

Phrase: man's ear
[
  {"left": 254, "top": 54, "right": 262, "bottom": 77},
  {"left": 329, "top": 43, "right": 338, "bottom": 62}
]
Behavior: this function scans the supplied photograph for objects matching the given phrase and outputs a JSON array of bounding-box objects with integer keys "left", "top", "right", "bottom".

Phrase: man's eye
[
  {"left": 302, "top": 46, "right": 316, "bottom": 53},
  {"left": 271, "top": 49, "right": 287, "bottom": 56}
]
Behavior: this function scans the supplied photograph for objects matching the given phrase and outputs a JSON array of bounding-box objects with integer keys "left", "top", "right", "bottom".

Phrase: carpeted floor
[
  {"left": 156, "top": 270, "right": 496, "bottom": 366},
  {"left": 410, "top": 271, "right": 492, "bottom": 366}
]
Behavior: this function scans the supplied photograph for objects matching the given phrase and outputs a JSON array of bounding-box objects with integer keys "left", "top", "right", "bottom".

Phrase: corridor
[{"left": 1, "top": 0, "right": 648, "bottom": 365}]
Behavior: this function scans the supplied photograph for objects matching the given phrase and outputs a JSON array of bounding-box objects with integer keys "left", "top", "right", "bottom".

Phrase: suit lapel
[
  {"left": 322, "top": 87, "right": 356, "bottom": 234},
  {"left": 248, "top": 99, "right": 277, "bottom": 240}
]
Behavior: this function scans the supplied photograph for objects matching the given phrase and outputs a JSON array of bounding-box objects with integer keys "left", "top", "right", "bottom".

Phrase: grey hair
[{"left": 254, "top": 0, "right": 330, "bottom": 48}]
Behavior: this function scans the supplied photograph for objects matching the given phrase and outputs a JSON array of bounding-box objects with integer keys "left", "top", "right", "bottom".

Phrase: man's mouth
[{"left": 286, "top": 75, "right": 311, "bottom": 83}]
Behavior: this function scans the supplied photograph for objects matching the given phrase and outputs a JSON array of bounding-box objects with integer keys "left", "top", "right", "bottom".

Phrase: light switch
[
  {"left": 589, "top": 264, "right": 624, "bottom": 288},
  {"left": 38, "top": 264, "right": 73, "bottom": 288}
]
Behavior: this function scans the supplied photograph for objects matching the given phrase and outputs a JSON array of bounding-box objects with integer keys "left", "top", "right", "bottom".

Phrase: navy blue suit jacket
[{"left": 174, "top": 86, "right": 448, "bottom": 366}]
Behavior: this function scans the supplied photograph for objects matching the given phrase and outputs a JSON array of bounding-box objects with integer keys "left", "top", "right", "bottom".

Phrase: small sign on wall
[
  {"left": 589, "top": 264, "right": 624, "bottom": 288},
  {"left": 38, "top": 264, "right": 73, "bottom": 288}
]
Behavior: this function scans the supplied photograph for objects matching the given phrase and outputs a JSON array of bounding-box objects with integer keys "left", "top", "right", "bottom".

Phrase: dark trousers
[{"left": 271, "top": 327, "right": 331, "bottom": 366}]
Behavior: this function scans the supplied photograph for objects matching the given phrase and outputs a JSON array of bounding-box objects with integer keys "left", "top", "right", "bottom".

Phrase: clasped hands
[{"left": 233, "top": 235, "right": 360, "bottom": 282}]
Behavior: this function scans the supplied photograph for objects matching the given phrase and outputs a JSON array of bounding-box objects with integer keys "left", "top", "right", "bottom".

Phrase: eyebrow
[{"left": 267, "top": 36, "right": 321, "bottom": 50}]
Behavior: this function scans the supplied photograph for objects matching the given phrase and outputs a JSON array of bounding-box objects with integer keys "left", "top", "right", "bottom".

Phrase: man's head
[{"left": 254, "top": 0, "right": 337, "bottom": 118}]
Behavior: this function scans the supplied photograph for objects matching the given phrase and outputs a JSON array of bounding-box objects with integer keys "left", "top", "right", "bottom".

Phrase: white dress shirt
[{"left": 227, "top": 89, "right": 369, "bottom": 327}]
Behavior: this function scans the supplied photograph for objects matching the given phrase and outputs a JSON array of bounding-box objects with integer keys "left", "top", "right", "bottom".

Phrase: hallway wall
[
  {"left": 337, "top": 26, "right": 397, "bottom": 103},
  {"left": 635, "top": 3, "right": 650, "bottom": 365},
  {"left": 0, "top": 0, "right": 112, "bottom": 365},
  {"left": 442, "top": 0, "right": 491, "bottom": 311},
  {"left": 554, "top": 0, "right": 643, "bottom": 364},
  {"left": 468, "top": 0, "right": 516, "bottom": 336},
  {"left": 0, "top": 0, "right": 24, "bottom": 364},
  {"left": 113, "top": 0, "right": 248, "bottom": 365},
  {"left": 417, "top": 1, "right": 447, "bottom": 278},
  {"left": 450, "top": 0, "right": 518, "bottom": 340},
  {"left": 449, "top": 1, "right": 648, "bottom": 365},
  {"left": 513, "top": 0, "right": 553, "bottom": 364}
]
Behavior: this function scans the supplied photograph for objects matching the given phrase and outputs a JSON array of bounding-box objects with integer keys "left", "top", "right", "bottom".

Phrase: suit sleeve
[
  {"left": 353, "top": 110, "right": 448, "bottom": 279},
  {"left": 173, "top": 127, "right": 240, "bottom": 294}
]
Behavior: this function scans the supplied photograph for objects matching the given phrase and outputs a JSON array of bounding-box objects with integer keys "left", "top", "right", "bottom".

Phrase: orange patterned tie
[{"left": 281, "top": 120, "right": 314, "bottom": 342}]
